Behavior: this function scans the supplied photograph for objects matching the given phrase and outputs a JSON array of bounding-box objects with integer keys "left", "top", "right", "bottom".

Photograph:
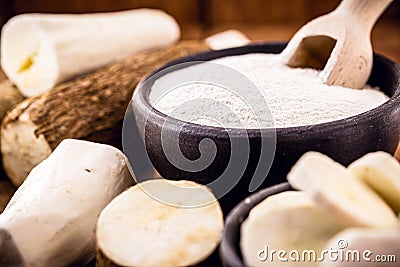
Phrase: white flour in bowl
[{"left": 149, "top": 53, "right": 388, "bottom": 128}]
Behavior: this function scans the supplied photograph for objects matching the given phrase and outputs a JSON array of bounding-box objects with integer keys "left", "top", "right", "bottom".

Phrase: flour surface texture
[{"left": 150, "top": 53, "right": 388, "bottom": 128}]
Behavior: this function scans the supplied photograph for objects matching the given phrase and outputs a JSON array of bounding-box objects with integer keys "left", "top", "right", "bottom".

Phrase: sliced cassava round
[
  {"left": 321, "top": 227, "right": 400, "bottom": 267},
  {"left": 1, "top": 9, "right": 180, "bottom": 96},
  {"left": 287, "top": 152, "right": 398, "bottom": 228},
  {"left": 96, "top": 179, "right": 223, "bottom": 267},
  {"left": 241, "top": 191, "right": 344, "bottom": 267},
  {"left": 349, "top": 151, "right": 400, "bottom": 214},
  {"left": 0, "top": 139, "right": 133, "bottom": 267}
]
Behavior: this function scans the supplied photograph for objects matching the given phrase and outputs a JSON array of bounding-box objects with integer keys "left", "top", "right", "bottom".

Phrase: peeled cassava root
[
  {"left": 1, "top": 9, "right": 180, "bottom": 97},
  {"left": 0, "top": 139, "right": 133, "bottom": 267},
  {"left": 96, "top": 179, "right": 224, "bottom": 267},
  {"left": 1, "top": 41, "right": 210, "bottom": 187}
]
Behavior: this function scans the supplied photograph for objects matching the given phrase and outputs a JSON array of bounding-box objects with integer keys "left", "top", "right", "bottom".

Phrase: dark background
[{"left": 1, "top": 0, "right": 399, "bottom": 61}]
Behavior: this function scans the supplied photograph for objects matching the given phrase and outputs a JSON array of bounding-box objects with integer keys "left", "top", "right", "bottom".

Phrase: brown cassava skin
[
  {"left": 1, "top": 41, "right": 210, "bottom": 186},
  {"left": 0, "top": 80, "right": 24, "bottom": 121},
  {"left": 95, "top": 249, "right": 120, "bottom": 267}
]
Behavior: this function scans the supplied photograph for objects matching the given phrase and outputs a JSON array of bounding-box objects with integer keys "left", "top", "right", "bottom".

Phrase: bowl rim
[
  {"left": 134, "top": 42, "right": 400, "bottom": 138},
  {"left": 219, "top": 182, "right": 293, "bottom": 267}
]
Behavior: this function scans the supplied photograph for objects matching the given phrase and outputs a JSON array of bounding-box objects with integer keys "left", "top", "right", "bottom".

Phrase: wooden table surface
[{"left": 0, "top": 22, "right": 399, "bottom": 212}]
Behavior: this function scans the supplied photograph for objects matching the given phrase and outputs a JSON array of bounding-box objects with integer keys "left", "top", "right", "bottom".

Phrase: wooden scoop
[{"left": 281, "top": 0, "right": 393, "bottom": 89}]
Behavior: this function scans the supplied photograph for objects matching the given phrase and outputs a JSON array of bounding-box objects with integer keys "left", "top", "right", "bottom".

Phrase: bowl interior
[
  {"left": 219, "top": 182, "right": 292, "bottom": 267},
  {"left": 142, "top": 42, "right": 400, "bottom": 129}
]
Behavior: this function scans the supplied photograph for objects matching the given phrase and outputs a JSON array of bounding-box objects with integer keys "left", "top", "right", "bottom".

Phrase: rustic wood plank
[
  {"left": 208, "top": 0, "right": 340, "bottom": 24},
  {"left": 12, "top": 0, "right": 202, "bottom": 40},
  {"left": 13, "top": 0, "right": 200, "bottom": 24},
  {"left": 9, "top": 0, "right": 400, "bottom": 27},
  {"left": 204, "top": 21, "right": 400, "bottom": 63},
  {"left": 371, "top": 21, "right": 400, "bottom": 63},
  {"left": 207, "top": 0, "right": 399, "bottom": 25}
]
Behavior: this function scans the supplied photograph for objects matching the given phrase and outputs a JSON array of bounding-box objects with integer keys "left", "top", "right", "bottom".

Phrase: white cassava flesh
[
  {"left": 241, "top": 191, "right": 344, "bottom": 267},
  {"left": 205, "top": 29, "right": 250, "bottom": 50},
  {"left": 96, "top": 179, "right": 223, "bottom": 267},
  {"left": 1, "top": 116, "right": 52, "bottom": 187},
  {"left": 1, "top": 9, "right": 180, "bottom": 96},
  {"left": 287, "top": 152, "right": 398, "bottom": 228},
  {"left": 0, "top": 139, "right": 133, "bottom": 267},
  {"left": 321, "top": 227, "right": 400, "bottom": 267},
  {"left": 349, "top": 151, "right": 400, "bottom": 214}
]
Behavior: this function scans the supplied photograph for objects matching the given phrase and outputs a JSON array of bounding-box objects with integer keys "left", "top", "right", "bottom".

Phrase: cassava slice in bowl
[
  {"left": 240, "top": 191, "right": 345, "bottom": 267},
  {"left": 96, "top": 179, "right": 224, "bottom": 267},
  {"left": 348, "top": 151, "right": 400, "bottom": 214},
  {"left": 287, "top": 152, "right": 398, "bottom": 227}
]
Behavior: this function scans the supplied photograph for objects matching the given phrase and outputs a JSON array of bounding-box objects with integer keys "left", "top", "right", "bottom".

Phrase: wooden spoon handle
[{"left": 335, "top": 0, "right": 393, "bottom": 32}]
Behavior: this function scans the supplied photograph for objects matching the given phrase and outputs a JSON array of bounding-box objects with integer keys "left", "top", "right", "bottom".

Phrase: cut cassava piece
[
  {"left": 349, "top": 151, "right": 400, "bottom": 214},
  {"left": 241, "top": 191, "right": 345, "bottom": 267},
  {"left": 0, "top": 139, "right": 133, "bottom": 267},
  {"left": 0, "top": 41, "right": 209, "bottom": 187},
  {"left": 1, "top": 9, "right": 180, "bottom": 96},
  {"left": 96, "top": 179, "right": 224, "bottom": 267},
  {"left": 287, "top": 152, "right": 398, "bottom": 228},
  {"left": 0, "top": 80, "right": 24, "bottom": 121}
]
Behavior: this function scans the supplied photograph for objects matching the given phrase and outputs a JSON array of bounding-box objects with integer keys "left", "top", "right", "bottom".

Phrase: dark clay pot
[
  {"left": 219, "top": 182, "right": 293, "bottom": 267},
  {"left": 131, "top": 42, "right": 400, "bottom": 214}
]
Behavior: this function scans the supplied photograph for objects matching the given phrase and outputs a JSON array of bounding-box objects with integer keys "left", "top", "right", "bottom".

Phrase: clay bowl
[
  {"left": 219, "top": 182, "right": 292, "bottom": 267},
  {"left": 131, "top": 42, "right": 400, "bottom": 213}
]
